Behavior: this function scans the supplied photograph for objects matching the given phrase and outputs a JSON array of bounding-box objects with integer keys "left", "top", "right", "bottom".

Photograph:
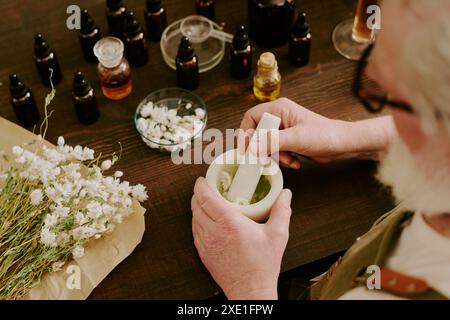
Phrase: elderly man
[{"left": 191, "top": 0, "right": 450, "bottom": 299}]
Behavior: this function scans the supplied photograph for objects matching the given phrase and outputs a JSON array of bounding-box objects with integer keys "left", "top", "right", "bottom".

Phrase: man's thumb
[{"left": 267, "top": 189, "right": 292, "bottom": 231}]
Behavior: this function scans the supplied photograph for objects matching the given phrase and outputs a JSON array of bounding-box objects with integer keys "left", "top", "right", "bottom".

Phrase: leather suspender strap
[{"left": 379, "top": 268, "right": 448, "bottom": 299}]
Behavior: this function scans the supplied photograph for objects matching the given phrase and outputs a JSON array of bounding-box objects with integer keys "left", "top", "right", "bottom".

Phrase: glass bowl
[
  {"left": 160, "top": 15, "right": 225, "bottom": 73},
  {"left": 134, "top": 88, "right": 207, "bottom": 153}
]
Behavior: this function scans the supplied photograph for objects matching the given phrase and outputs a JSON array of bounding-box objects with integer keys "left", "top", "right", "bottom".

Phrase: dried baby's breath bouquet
[{"left": 0, "top": 72, "right": 147, "bottom": 299}]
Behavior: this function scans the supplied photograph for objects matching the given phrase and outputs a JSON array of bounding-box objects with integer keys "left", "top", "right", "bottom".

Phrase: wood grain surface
[{"left": 0, "top": 0, "right": 394, "bottom": 299}]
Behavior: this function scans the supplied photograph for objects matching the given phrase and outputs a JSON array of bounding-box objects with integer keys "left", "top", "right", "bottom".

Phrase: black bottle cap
[
  {"left": 80, "top": 9, "right": 97, "bottom": 34},
  {"left": 73, "top": 71, "right": 92, "bottom": 96},
  {"left": 146, "top": 0, "right": 162, "bottom": 12},
  {"left": 124, "top": 11, "right": 142, "bottom": 36},
  {"left": 177, "top": 37, "right": 195, "bottom": 61},
  {"left": 107, "top": 0, "right": 123, "bottom": 10},
  {"left": 34, "top": 33, "right": 51, "bottom": 58},
  {"left": 292, "top": 12, "right": 310, "bottom": 37},
  {"left": 9, "top": 74, "right": 28, "bottom": 98},
  {"left": 232, "top": 25, "right": 250, "bottom": 50}
]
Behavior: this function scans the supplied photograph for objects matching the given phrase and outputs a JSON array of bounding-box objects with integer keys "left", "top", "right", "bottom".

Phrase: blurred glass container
[
  {"left": 248, "top": 0, "right": 296, "bottom": 48},
  {"left": 160, "top": 15, "right": 227, "bottom": 73}
]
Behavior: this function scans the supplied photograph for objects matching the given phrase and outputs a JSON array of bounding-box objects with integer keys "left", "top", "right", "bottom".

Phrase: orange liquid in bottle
[{"left": 101, "top": 76, "right": 132, "bottom": 100}]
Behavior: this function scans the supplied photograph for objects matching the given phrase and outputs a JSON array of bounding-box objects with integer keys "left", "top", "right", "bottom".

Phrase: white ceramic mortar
[{"left": 205, "top": 149, "right": 283, "bottom": 222}]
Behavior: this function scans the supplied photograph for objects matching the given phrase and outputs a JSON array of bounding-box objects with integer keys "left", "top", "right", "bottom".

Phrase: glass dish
[
  {"left": 160, "top": 15, "right": 226, "bottom": 73},
  {"left": 134, "top": 88, "right": 207, "bottom": 153}
]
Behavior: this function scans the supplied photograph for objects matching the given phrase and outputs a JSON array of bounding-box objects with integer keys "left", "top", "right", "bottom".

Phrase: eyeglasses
[{"left": 353, "top": 44, "right": 415, "bottom": 114}]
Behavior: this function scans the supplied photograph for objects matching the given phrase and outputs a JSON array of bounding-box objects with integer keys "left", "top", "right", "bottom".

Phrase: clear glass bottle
[
  {"left": 253, "top": 52, "right": 281, "bottom": 101},
  {"left": 94, "top": 37, "right": 132, "bottom": 100}
]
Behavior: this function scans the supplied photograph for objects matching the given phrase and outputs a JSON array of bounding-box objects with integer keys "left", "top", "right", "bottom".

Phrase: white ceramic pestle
[{"left": 226, "top": 112, "right": 281, "bottom": 204}]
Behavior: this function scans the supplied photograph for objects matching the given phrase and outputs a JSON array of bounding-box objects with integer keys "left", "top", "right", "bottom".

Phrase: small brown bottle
[
  {"left": 34, "top": 33, "right": 62, "bottom": 86},
  {"left": 230, "top": 26, "right": 253, "bottom": 79},
  {"left": 124, "top": 11, "right": 149, "bottom": 67},
  {"left": 94, "top": 37, "right": 132, "bottom": 100},
  {"left": 9, "top": 74, "right": 40, "bottom": 127},
  {"left": 79, "top": 9, "right": 102, "bottom": 63},
  {"left": 72, "top": 71, "right": 100, "bottom": 125},
  {"left": 288, "top": 12, "right": 311, "bottom": 67},
  {"left": 196, "top": 0, "right": 215, "bottom": 21},
  {"left": 145, "top": 0, "right": 167, "bottom": 41},
  {"left": 176, "top": 37, "right": 199, "bottom": 90},
  {"left": 106, "top": 0, "right": 127, "bottom": 39}
]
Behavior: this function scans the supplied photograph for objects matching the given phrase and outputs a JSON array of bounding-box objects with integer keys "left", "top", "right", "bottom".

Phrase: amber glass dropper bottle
[
  {"left": 9, "top": 74, "right": 40, "bottom": 127},
  {"left": 230, "top": 25, "right": 253, "bottom": 79},
  {"left": 176, "top": 37, "right": 200, "bottom": 90},
  {"left": 106, "top": 0, "right": 127, "bottom": 39},
  {"left": 79, "top": 9, "right": 102, "bottom": 63},
  {"left": 288, "top": 12, "right": 311, "bottom": 67},
  {"left": 196, "top": 0, "right": 215, "bottom": 21},
  {"left": 34, "top": 33, "right": 62, "bottom": 86},
  {"left": 72, "top": 71, "right": 100, "bottom": 125},
  {"left": 145, "top": 0, "right": 167, "bottom": 41},
  {"left": 124, "top": 11, "right": 149, "bottom": 67}
]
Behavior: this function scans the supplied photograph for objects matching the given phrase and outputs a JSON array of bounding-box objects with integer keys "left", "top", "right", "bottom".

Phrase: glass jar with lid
[{"left": 94, "top": 37, "right": 132, "bottom": 100}]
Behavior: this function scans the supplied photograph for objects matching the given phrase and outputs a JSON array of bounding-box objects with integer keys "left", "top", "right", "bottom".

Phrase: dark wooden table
[{"left": 0, "top": 0, "right": 394, "bottom": 299}]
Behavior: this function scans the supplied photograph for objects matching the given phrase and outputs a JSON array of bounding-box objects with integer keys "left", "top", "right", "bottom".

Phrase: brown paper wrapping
[{"left": 0, "top": 117, "right": 146, "bottom": 300}]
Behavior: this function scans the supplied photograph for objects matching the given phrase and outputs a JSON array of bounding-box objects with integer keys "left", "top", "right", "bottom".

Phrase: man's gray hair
[{"left": 399, "top": 0, "right": 450, "bottom": 135}]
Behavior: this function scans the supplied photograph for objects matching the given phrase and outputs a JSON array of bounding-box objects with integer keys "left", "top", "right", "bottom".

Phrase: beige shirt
[{"left": 339, "top": 212, "right": 450, "bottom": 299}]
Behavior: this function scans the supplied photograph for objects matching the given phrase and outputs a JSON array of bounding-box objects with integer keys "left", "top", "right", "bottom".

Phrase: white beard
[{"left": 377, "top": 134, "right": 450, "bottom": 214}]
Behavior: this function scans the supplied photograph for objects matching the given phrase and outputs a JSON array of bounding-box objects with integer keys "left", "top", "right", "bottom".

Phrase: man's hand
[
  {"left": 191, "top": 177, "right": 292, "bottom": 300},
  {"left": 240, "top": 97, "right": 395, "bottom": 168}
]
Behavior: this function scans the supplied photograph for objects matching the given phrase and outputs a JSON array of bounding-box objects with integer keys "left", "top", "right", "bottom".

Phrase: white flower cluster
[
  {"left": 11, "top": 137, "right": 148, "bottom": 260},
  {"left": 136, "top": 101, "right": 206, "bottom": 152}
]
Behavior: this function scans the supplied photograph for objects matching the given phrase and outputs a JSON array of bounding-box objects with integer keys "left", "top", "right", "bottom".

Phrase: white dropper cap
[
  {"left": 93, "top": 37, "right": 124, "bottom": 68},
  {"left": 226, "top": 112, "right": 281, "bottom": 204}
]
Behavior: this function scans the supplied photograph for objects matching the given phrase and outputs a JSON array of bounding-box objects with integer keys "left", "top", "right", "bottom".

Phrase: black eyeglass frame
[{"left": 352, "top": 44, "right": 415, "bottom": 114}]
